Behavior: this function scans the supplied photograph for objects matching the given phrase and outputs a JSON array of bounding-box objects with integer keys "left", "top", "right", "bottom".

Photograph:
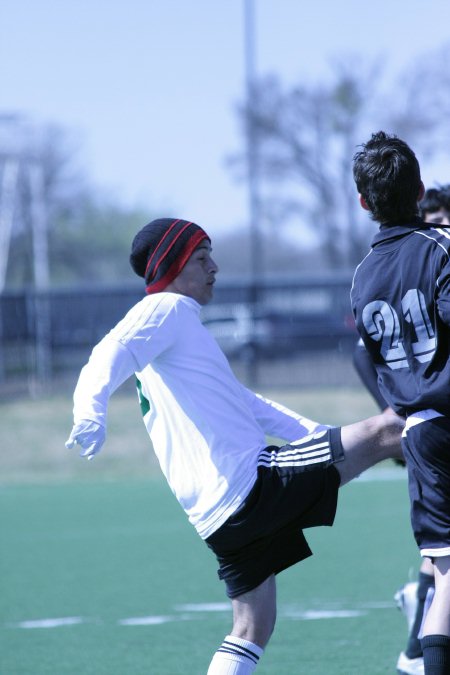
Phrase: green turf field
[{"left": 0, "top": 387, "right": 418, "bottom": 674}]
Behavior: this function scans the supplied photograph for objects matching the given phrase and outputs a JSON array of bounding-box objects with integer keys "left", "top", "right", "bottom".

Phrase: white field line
[
  {"left": 118, "top": 615, "right": 173, "bottom": 626},
  {"left": 8, "top": 617, "right": 85, "bottom": 629},
  {"left": 5, "top": 599, "right": 396, "bottom": 629},
  {"left": 174, "top": 603, "right": 230, "bottom": 612},
  {"left": 282, "top": 609, "right": 366, "bottom": 620}
]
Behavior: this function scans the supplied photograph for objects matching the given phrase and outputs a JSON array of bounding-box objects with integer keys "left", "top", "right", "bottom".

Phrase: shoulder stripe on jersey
[
  {"left": 434, "top": 227, "right": 450, "bottom": 241},
  {"left": 415, "top": 229, "right": 450, "bottom": 257},
  {"left": 351, "top": 248, "right": 374, "bottom": 296}
]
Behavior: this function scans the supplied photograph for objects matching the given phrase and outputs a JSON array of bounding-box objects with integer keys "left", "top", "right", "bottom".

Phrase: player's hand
[{"left": 65, "top": 420, "right": 106, "bottom": 460}]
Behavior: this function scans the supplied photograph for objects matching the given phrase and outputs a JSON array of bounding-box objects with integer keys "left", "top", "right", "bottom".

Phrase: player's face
[
  {"left": 166, "top": 242, "right": 218, "bottom": 305},
  {"left": 424, "top": 208, "right": 450, "bottom": 226}
]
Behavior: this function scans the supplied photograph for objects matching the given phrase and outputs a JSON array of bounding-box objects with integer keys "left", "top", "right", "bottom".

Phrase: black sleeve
[
  {"left": 352, "top": 340, "right": 389, "bottom": 411},
  {"left": 437, "top": 263, "right": 450, "bottom": 327}
]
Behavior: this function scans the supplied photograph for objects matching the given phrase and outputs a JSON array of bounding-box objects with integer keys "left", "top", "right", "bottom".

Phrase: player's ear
[
  {"left": 359, "top": 194, "right": 370, "bottom": 211},
  {"left": 418, "top": 181, "right": 425, "bottom": 202}
]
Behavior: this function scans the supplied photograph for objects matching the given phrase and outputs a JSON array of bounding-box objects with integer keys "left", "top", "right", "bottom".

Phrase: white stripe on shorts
[
  {"left": 403, "top": 409, "right": 443, "bottom": 437},
  {"left": 421, "top": 545, "right": 450, "bottom": 558},
  {"left": 258, "top": 430, "right": 332, "bottom": 469}
]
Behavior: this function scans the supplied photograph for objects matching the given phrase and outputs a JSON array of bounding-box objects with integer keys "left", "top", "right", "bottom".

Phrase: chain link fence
[{"left": 0, "top": 275, "right": 361, "bottom": 397}]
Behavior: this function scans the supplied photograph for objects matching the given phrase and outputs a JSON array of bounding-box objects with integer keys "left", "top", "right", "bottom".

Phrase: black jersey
[{"left": 351, "top": 219, "right": 450, "bottom": 417}]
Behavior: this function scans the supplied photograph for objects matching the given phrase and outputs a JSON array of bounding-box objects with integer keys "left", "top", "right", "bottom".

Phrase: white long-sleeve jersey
[{"left": 72, "top": 292, "right": 325, "bottom": 539}]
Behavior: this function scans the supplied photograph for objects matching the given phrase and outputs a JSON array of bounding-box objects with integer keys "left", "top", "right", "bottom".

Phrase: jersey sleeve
[
  {"left": 239, "top": 385, "right": 327, "bottom": 442},
  {"left": 72, "top": 296, "right": 180, "bottom": 426},
  {"left": 73, "top": 337, "right": 137, "bottom": 426},
  {"left": 109, "top": 296, "right": 179, "bottom": 370},
  {"left": 352, "top": 338, "right": 388, "bottom": 411},
  {"left": 436, "top": 260, "right": 450, "bottom": 327}
]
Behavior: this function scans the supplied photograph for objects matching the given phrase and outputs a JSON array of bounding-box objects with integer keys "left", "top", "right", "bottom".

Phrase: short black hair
[
  {"left": 420, "top": 184, "right": 450, "bottom": 217},
  {"left": 353, "top": 131, "right": 422, "bottom": 224}
]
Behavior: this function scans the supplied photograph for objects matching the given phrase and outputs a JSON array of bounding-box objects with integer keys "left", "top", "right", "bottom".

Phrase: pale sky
[{"left": 2, "top": 0, "right": 450, "bottom": 241}]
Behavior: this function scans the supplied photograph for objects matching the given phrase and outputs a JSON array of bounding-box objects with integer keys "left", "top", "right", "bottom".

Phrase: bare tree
[
  {"left": 230, "top": 45, "right": 450, "bottom": 268},
  {"left": 0, "top": 116, "right": 89, "bottom": 287},
  {"left": 0, "top": 117, "right": 150, "bottom": 286},
  {"left": 229, "top": 61, "right": 379, "bottom": 268}
]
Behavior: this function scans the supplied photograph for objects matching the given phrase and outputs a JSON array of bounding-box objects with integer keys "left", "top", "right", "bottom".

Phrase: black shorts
[
  {"left": 205, "top": 427, "right": 344, "bottom": 598},
  {"left": 402, "top": 416, "right": 450, "bottom": 557}
]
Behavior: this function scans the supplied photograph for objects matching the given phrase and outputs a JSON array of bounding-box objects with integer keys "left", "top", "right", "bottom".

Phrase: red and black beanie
[{"left": 129, "top": 218, "right": 210, "bottom": 294}]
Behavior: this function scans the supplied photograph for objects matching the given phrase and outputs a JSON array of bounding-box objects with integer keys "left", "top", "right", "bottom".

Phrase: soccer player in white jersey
[{"left": 66, "top": 217, "right": 403, "bottom": 674}]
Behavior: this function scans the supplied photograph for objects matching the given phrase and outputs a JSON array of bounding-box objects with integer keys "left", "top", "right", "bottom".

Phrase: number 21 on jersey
[{"left": 362, "top": 288, "right": 436, "bottom": 370}]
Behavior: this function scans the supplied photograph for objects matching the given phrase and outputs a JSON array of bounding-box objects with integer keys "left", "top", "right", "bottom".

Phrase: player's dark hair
[
  {"left": 353, "top": 131, "right": 422, "bottom": 224},
  {"left": 420, "top": 187, "right": 443, "bottom": 217},
  {"left": 420, "top": 184, "right": 450, "bottom": 217},
  {"left": 441, "top": 184, "right": 450, "bottom": 212}
]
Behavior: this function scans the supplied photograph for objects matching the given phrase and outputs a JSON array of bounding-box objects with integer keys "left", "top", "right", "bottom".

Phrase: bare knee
[
  {"left": 231, "top": 609, "right": 276, "bottom": 647},
  {"left": 231, "top": 576, "right": 277, "bottom": 648},
  {"left": 338, "top": 413, "right": 404, "bottom": 485}
]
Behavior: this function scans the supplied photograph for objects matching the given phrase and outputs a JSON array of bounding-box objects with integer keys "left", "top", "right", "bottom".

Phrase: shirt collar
[{"left": 372, "top": 218, "right": 430, "bottom": 246}]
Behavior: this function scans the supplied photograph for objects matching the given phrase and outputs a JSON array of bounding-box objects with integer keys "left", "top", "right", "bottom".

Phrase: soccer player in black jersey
[
  {"left": 420, "top": 185, "right": 450, "bottom": 227},
  {"left": 351, "top": 132, "right": 450, "bottom": 675},
  {"left": 352, "top": 186, "right": 450, "bottom": 675}
]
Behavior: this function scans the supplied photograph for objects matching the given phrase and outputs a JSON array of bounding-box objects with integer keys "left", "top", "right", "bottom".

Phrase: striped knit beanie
[{"left": 129, "top": 218, "right": 210, "bottom": 294}]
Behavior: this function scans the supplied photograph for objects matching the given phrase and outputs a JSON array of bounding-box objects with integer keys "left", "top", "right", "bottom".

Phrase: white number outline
[{"left": 362, "top": 289, "right": 436, "bottom": 371}]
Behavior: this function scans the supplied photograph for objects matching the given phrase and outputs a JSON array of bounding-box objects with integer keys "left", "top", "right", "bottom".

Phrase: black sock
[
  {"left": 405, "top": 572, "right": 435, "bottom": 659},
  {"left": 421, "top": 635, "right": 450, "bottom": 674}
]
